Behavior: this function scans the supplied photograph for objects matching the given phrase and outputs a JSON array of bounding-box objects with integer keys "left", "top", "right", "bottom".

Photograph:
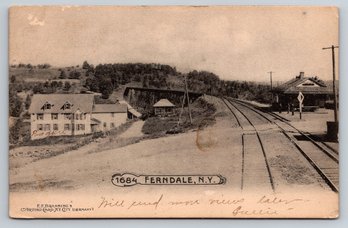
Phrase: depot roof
[{"left": 274, "top": 72, "right": 334, "bottom": 95}]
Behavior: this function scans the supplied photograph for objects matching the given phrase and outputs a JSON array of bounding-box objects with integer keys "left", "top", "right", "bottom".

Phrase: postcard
[{"left": 9, "top": 6, "right": 339, "bottom": 218}]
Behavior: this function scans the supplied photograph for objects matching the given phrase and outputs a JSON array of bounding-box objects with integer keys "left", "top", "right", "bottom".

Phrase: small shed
[{"left": 153, "top": 99, "right": 176, "bottom": 116}]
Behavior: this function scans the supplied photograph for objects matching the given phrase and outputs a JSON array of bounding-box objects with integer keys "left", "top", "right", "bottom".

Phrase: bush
[
  {"left": 9, "top": 91, "right": 23, "bottom": 117},
  {"left": 92, "top": 131, "right": 104, "bottom": 139},
  {"left": 9, "top": 119, "right": 21, "bottom": 144},
  {"left": 142, "top": 117, "right": 177, "bottom": 135}
]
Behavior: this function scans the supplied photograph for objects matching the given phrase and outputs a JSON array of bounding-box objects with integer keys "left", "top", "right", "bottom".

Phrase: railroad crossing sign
[
  {"left": 297, "top": 92, "right": 304, "bottom": 119},
  {"left": 297, "top": 92, "right": 304, "bottom": 103}
]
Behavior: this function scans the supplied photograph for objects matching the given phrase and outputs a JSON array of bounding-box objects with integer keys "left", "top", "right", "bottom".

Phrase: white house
[
  {"left": 29, "top": 94, "right": 128, "bottom": 139},
  {"left": 91, "top": 104, "right": 128, "bottom": 132}
]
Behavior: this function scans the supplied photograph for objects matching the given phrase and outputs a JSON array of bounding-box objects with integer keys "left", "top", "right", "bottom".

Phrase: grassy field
[
  {"left": 9, "top": 67, "right": 87, "bottom": 82},
  {"left": 10, "top": 67, "right": 61, "bottom": 81}
]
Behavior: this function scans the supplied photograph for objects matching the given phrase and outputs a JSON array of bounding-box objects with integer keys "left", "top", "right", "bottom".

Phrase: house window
[
  {"left": 75, "top": 114, "right": 79, "bottom": 120},
  {"left": 111, "top": 123, "right": 115, "bottom": 128},
  {"left": 77, "top": 124, "right": 85, "bottom": 131},
  {"left": 37, "top": 114, "right": 44, "bottom": 120},
  {"left": 61, "top": 102, "right": 72, "bottom": 110},
  {"left": 44, "top": 124, "right": 50, "bottom": 131},
  {"left": 41, "top": 102, "right": 53, "bottom": 110},
  {"left": 63, "top": 113, "right": 73, "bottom": 120},
  {"left": 111, "top": 113, "right": 115, "bottom": 117},
  {"left": 103, "top": 122, "right": 107, "bottom": 128},
  {"left": 51, "top": 113, "right": 58, "bottom": 120},
  {"left": 53, "top": 124, "right": 58, "bottom": 131},
  {"left": 64, "top": 124, "right": 70, "bottom": 131},
  {"left": 37, "top": 124, "right": 43, "bottom": 130}
]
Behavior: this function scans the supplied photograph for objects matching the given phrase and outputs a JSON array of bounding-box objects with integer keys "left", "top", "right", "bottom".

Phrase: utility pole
[
  {"left": 184, "top": 74, "right": 193, "bottom": 124},
  {"left": 268, "top": 71, "right": 273, "bottom": 90},
  {"left": 322, "top": 45, "right": 339, "bottom": 123},
  {"left": 177, "top": 92, "right": 186, "bottom": 125},
  {"left": 268, "top": 71, "right": 274, "bottom": 103}
]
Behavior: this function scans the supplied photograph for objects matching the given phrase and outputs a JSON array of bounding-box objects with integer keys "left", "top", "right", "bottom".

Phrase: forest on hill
[
  {"left": 9, "top": 61, "right": 272, "bottom": 119},
  {"left": 82, "top": 61, "right": 272, "bottom": 102}
]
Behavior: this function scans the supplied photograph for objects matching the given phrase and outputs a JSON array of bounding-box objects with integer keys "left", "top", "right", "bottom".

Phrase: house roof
[
  {"left": 29, "top": 94, "right": 95, "bottom": 113},
  {"left": 90, "top": 118, "right": 101, "bottom": 125},
  {"left": 128, "top": 108, "right": 142, "bottom": 118},
  {"left": 119, "top": 100, "right": 142, "bottom": 118},
  {"left": 153, "top": 99, "right": 175, "bottom": 107},
  {"left": 275, "top": 74, "right": 333, "bottom": 95},
  {"left": 92, "top": 104, "right": 127, "bottom": 113}
]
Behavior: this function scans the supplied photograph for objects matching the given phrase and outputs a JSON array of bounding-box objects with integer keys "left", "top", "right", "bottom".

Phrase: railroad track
[
  {"left": 221, "top": 97, "right": 275, "bottom": 192},
  {"left": 228, "top": 98, "right": 339, "bottom": 193}
]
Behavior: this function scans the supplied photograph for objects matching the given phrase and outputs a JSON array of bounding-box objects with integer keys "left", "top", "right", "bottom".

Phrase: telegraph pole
[
  {"left": 184, "top": 74, "right": 193, "bottom": 124},
  {"left": 268, "top": 71, "right": 273, "bottom": 90},
  {"left": 268, "top": 71, "right": 274, "bottom": 103},
  {"left": 322, "top": 45, "right": 339, "bottom": 123}
]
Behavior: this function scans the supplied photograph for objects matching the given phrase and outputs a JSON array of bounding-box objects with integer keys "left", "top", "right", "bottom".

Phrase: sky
[{"left": 9, "top": 6, "right": 339, "bottom": 82}]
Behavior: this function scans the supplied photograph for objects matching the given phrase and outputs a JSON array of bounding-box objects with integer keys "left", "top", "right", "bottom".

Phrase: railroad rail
[
  {"left": 228, "top": 98, "right": 339, "bottom": 193},
  {"left": 221, "top": 97, "right": 275, "bottom": 192}
]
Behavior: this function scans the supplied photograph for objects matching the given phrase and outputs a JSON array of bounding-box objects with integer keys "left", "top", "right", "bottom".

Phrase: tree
[
  {"left": 142, "top": 75, "right": 148, "bottom": 88},
  {"left": 85, "top": 77, "right": 99, "bottom": 92},
  {"left": 68, "top": 70, "right": 81, "bottom": 79},
  {"left": 10, "top": 75, "right": 16, "bottom": 83},
  {"left": 50, "top": 81, "right": 59, "bottom": 89},
  {"left": 33, "top": 83, "right": 44, "bottom": 94},
  {"left": 9, "top": 119, "right": 21, "bottom": 144},
  {"left": 59, "top": 70, "right": 67, "bottom": 79},
  {"left": 25, "top": 94, "right": 31, "bottom": 110},
  {"left": 82, "top": 61, "right": 90, "bottom": 69},
  {"left": 134, "top": 74, "right": 141, "bottom": 82},
  {"left": 98, "top": 78, "right": 113, "bottom": 99},
  {"left": 37, "top": 63, "right": 51, "bottom": 69},
  {"left": 9, "top": 89, "right": 23, "bottom": 117},
  {"left": 63, "top": 81, "right": 71, "bottom": 91}
]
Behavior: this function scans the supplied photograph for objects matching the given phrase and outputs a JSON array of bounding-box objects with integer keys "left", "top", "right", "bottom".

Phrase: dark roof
[
  {"left": 92, "top": 104, "right": 127, "bottom": 113},
  {"left": 153, "top": 99, "right": 175, "bottom": 107},
  {"left": 91, "top": 118, "right": 101, "bottom": 125},
  {"left": 119, "top": 100, "right": 142, "bottom": 118},
  {"left": 29, "top": 94, "right": 94, "bottom": 113},
  {"left": 275, "top": 75, "right": 333, "bottom": 95}
]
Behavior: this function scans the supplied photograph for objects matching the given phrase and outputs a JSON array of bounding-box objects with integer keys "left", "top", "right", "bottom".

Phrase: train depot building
[
  {"left": 29, "top": 94, "right": 128, "bottom": 139},
  {"left": 272, "top": 72, "right": 334, "bottom": 110}
]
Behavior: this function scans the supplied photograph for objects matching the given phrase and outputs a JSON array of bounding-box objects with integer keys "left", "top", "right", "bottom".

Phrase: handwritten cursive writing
[
  {"left": 128, "top": 194, "right": 163, "bottom": 210},
  {"left": 257, "top": 195, "right": 307, "bottom": 205},
  {"left": 98, "top": 197, "right": 125, "bottom": 208}
]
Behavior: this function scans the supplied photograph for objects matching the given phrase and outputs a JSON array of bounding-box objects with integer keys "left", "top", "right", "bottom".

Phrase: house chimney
[{"left": 299, "top": 72, "right": 304, "bottom": 78}]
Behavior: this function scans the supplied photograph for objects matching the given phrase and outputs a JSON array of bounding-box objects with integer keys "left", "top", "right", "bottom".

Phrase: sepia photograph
[{"left": 8, "top": 6, "right": 339, "bottom": 218}]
